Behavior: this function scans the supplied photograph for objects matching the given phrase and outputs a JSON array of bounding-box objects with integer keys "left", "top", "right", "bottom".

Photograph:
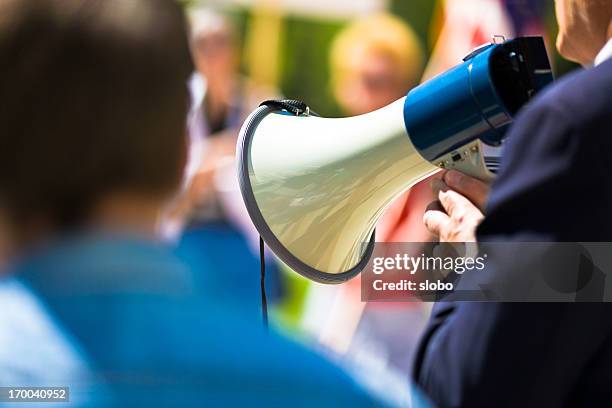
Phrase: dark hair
[{"left": 0, "top": 0, "right": 193, "bottom": 228}]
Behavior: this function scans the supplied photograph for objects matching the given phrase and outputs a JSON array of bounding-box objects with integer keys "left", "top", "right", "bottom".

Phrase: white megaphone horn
[{"left": 237, "top": 37, "right": 553, "bottom": 283}]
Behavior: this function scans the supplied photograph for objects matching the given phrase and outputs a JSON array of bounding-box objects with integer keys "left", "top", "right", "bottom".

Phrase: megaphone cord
[
  {"left": 254, "top": 99, "right": 315, "bottom": 333},
  {"left": 260, "top": 236, "right": 269, "bottom": 331}
]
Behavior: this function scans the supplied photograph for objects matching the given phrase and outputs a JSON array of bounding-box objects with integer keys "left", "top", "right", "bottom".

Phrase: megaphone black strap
[
  {"left": 259, "top": 236, "right": 268, "bottom": 331},
  {"left": 259, "top": 99, "right": 316, "bottom": 116},
  {"left": 256, "top": 99, "right": 310, "bottom": 330}
]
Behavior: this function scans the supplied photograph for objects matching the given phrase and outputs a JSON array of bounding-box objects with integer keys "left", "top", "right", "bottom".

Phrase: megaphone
[{"left": 237, "top": 36, "right": 553, "bottom": 283}]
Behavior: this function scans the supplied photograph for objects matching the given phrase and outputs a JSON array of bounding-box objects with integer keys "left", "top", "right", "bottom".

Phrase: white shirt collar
[{"left": 594, "top": 38, "right": 612, "bottom": 66}]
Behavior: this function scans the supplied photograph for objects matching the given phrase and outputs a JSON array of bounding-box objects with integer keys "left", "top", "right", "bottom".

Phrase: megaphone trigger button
[{"left": 492, "top": 34, "right": 506, "bottom": 44}]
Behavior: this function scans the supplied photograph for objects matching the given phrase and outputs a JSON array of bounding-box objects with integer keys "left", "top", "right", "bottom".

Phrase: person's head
[
  {"left": 189, "top": 8, "right": 238, "bottom": 86},
  {"left": 555, "top": 0, "right": 612, "bottom": 65},
  {"left": 330, "top": 13, "right": 423, "bottom": 116},
  {"left": 0, "top": 208, "right": 9, "bottom": 263},
  {"left": 0, "top": 0, "right": 193, "bottom": 244}
]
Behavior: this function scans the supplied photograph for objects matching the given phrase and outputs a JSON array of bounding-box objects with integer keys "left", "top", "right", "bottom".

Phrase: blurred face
[
  {"left": 335, "top": 51, "right": 408, "bottom": 116},
  {"left": 555, "top": 0, "right": 612, "bottom": 65},
  {"left": 193, "top": 30, "right": 238, "bottom": 84}
]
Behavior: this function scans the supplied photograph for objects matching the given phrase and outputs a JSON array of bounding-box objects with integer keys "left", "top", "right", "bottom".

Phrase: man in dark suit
[{"left": 418, "top": 0, "right": 612, "bottom": 406}]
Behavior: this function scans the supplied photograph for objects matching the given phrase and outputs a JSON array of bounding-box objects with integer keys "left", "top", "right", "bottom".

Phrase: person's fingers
[
  {"left": 425, "top": 200, "right": 444, "bottom": 213},
  {"left": 427, "top": 173, "right": 486, "bottom": 242},
  {"left": 443, "top": 170, "right": 490, "bottom": 212},
  {"left": 431, "top": 177, "right": 449, "bottom": 198},
  {"left": 423, "top": 209, "right": 451, "bottom": 237},
  {"left": 438, "top": 189, "right": 480, "bottom": 218}
]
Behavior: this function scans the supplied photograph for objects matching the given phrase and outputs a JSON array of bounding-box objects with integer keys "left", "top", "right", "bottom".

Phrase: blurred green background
[{"left": 194, "top": 0, "right": 579, "bottom": 117}]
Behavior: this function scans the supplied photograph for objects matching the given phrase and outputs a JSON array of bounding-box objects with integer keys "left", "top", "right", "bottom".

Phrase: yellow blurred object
[
  {"left": 244, "top": 0, "right": 284, "bottom": 88},
  {"left": 428, "top": 0, "right": 446, "bottom": 50}
]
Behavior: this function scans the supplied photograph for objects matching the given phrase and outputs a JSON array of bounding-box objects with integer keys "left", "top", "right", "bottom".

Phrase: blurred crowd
[{"left": 0, "top": 0, "right": 569, "bottom": 406}]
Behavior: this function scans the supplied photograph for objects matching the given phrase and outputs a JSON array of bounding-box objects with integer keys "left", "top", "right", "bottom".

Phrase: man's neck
[{"left": 91, "top": 193, "right": 164, "bottom": 239}]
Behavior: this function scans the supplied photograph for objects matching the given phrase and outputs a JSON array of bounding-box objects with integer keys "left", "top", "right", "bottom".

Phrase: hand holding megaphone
[
  {"left": 424, "top": 171, "right": 490, "bottom": 243},
  {"left": 237, "top": 37, "right": 553, "bottom": 283}
]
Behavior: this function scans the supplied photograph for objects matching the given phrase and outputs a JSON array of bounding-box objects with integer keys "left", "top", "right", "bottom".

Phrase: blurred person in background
[
  {"left": 0, "top": 0, "right": 424, "bottom": 406},
  {"left": 330, "top": 14, "right": 422, "bottom": 117},
  {"left": 300, "top": 13, "right": 432, "bottom": 378},
  {"left": 168, "top": 7, "right": 282, "bottom": 311},
  {"left": 416, "top": 0, "right": 612, "bottom": 406}
]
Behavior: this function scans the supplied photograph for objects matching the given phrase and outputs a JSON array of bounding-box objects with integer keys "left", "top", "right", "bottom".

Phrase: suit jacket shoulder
[
  {"left": 527, "top": 59, "right": 612, "bottom": 128},
  {"left": 479, "top": 60, "right": 612, "bottom": 241}
]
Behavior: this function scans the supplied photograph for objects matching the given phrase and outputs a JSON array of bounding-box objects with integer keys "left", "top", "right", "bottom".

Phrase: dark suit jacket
[{"left": 414, "top": 59, "right": 612, "bottom": 407}]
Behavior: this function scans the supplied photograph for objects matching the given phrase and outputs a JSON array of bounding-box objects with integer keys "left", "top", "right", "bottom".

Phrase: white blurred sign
[{"left": 199, "top": 0, "right": 388, "bottom": 19}]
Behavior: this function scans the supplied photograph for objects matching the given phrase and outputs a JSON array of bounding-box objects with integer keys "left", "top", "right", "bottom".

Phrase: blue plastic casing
[{"left": 403, "top": 36, "right": 554, "bottom": 161}]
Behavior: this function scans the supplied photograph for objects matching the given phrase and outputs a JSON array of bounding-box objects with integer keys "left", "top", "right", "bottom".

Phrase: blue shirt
[
  {"left": 13, "top": 233, "right": 419, "bottom": 407},
  {"left": 0, "top": 278, "right": 100, "bottom": 407}
]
